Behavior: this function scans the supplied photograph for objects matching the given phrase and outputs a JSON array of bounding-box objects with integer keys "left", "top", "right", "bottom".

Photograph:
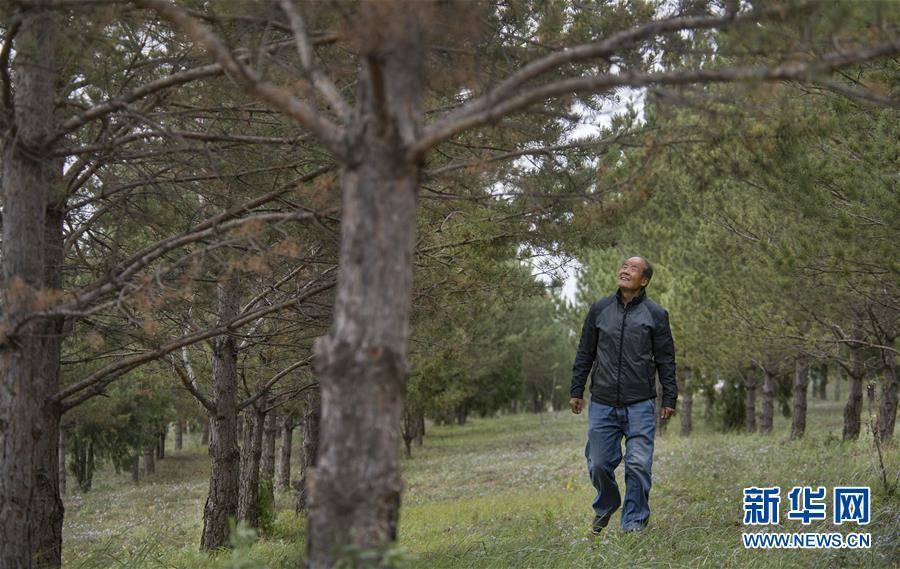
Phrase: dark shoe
[{"left": 591, "top": 514, "right": 611, "bottom": 535}]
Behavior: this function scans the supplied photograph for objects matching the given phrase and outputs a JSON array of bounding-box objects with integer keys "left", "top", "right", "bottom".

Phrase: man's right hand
[{"left": 569, "top": 397, "right": 584, "bottom": 414}]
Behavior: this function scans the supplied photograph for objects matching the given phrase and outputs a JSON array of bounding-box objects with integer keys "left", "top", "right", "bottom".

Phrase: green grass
[{"left": 63, "top": 397, "right": 899, "bottom": 568}]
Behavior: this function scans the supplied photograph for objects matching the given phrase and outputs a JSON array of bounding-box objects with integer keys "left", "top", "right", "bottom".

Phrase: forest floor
[{"left": 64, "top": 396, "right": 899, "bottom": 568}]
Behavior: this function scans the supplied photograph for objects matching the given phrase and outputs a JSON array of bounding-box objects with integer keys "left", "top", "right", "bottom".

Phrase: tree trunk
[
  {"left": 816, "top": 364, "right": 828, "bottom": 399},
  {"left": 260, "top": 409, "right": 278, "bottom": 507},
  {"left": 415, "top": 413, "right": 425, "bottom": 446},
  {"left": 157, "top": 427, "right": 166, "bottom": 459},
  {"left": 789, "top": 357, "right": 809, "bottom": 440},
  {"left": 307, "top": 7, "right": 424, "bottom": 564},
  {"left": 200, "top": 278, "right": 241, "bottom": 550},
  {"left": 759, "top": 366, "right": 775, "bottom": 435},
  {"left": 175, "top": 420, "right": 184, "bottom": 450},
  {"left": 201, "top": 418, "right": 210, "bottom": 446},
  {"left": 0, "top": 8, "right": 66, "bottom": 567},
  {"left": 679, "top": 368, "right": 692, "bottom": 436},
  {"left": 742, "top": 368, "right": 757, "bottom": 434},
  {"left": 876, "top": 360, "right": 897, "bottom": 443},
  {"left": 277, "top": 416, "right": 294, "bottom": 491},
  {"left": 143, "top": 446, "right": 156, "bottom": 475},
  {"left": 237, "top": 407, "right": 264, "bottom": 529},
  {"left": 296, "top": 389, "right": 321, "bottom": 514},
  {"left": 866, "top": 381, "right": 876, "bottom": 416},
  {"left": 843, "top": 370, "right": 864, "bottom": 441}
]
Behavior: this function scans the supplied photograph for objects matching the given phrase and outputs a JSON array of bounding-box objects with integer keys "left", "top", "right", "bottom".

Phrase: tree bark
[
  {"left": 841, "top": 344, "right": 866, "bottom": 441},
  {"left": 238, "top": 407, "right": 264, "bottom": 529},
  {"left": 260, "top": 409, "right": 278, "bottom": 507},
  {"left": 200, "top": 277, "right": 241, "bottom": 550},
  {"left": 307, "top": 6, "right": 424, "bottom": 565},
  {"left": 157, "top": 427, "right": 166, "bottom": 459},
  {"left": 0, "top": 8, "right": 66, "bottom": 566},
  {"left": 296, "top": 389, "right": 320, "bottom": 514},
  {"left": 759, "top": 366, "right": 775, "bottom": 435},
  {"left": 679, "top": 368, "right": 692, "bottom": 436},
  {"left": 415, "top": 413, "right": 425, "bottom": 446},
  {"left": 844, "top": 370, "right": 864, "bottom": 441},
  {"left": 276, "top": 415, "right": 294, "bottom": 491},
  {"left": 742, "top": 368, "right": 757, "bottom": 434},
  {"left": 789, "top": 357, "right": 809, "bottom": 440}
]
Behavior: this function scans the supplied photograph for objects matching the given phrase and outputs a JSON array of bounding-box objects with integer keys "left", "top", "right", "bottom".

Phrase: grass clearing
[{"left": 64, "top": 397, "right": 899, "bottom": 568}]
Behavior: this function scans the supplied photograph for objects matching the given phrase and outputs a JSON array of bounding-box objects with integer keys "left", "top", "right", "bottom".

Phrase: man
[{"left": 570, "top": 256, "right": 677, "bottom": 535}]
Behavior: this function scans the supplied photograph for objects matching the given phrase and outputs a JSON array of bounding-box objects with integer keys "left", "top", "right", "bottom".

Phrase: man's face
[{"left": 617, "top": 257, "right": 648, "bottom": 293}]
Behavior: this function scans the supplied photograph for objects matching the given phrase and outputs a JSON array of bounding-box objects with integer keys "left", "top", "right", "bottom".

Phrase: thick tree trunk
[
  {"left": 789, "top": 357, "right": 809, "bottom": 440},
  {"left": 307, "top": 7, "right": 424, "bottom": 565},
  {"left": 876, "top": 360, "right": 897, "bottom": 443},
  {"left": 742, "top": 368, "right": 757, "bottom": 434},
  {"left": 0, "top": 9, "right": 66, "bottom": 566},
  {"left": 296, "top": 389, "right": 321, "bottom": 513},
  {"left": 200, "top": 278, "right": 241, "bottom": 550},
  {"left": 175, "top": 420, "right": 184, "bottom": 450},
  {"left": 679, "top": 368, "right": 692, "bottom": 436},
  {"left": 759, "top": 366, "right": 775, "bottom": 435},
  {"left": 276, "top": 416, "right": 294, "bottom": 491},
  {"left": 260, "top": 410, "right": 278, "bottom": 507},
  {"left": 237, "top": 407, "right": 264, "bottom": 529}
]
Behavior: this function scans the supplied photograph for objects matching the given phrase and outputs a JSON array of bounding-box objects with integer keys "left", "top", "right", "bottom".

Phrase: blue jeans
[{"left": 585, "top": 398, "right": 656, "bottom": 530}]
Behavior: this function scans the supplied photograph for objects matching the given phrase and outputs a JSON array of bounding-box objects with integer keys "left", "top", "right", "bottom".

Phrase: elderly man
[{"left": 570, "top": 256, "right": 677, "bottom": 535}]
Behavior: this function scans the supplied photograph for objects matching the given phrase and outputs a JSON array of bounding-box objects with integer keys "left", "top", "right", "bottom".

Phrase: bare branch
[
  {"left": 276, "top": 0, "right": 350, "bottom": 119},
  {"left": 135, "top": 0, "right": 345, "bottom": 157},
  {"left": 52, "top": 278, "right": 336, "bottom": 411},
  {"left": 170, "top": 355, "right": 215, "bottom": 412},
  {"left": 238, "top": 356, "right": 312, "bottom": 410},
  {"left": 412, "top": 39, "right": 900, "bottom": 158}
]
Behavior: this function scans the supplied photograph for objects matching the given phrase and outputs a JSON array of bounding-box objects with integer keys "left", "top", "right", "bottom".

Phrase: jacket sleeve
[
  {"left": 651, "top": 309, "right": 677, "bottom": 408},
  {"left": 570, "top": 303, "right": 598, "bottom": 398}
]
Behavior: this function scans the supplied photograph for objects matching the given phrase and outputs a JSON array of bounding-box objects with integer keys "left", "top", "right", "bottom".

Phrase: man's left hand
[{"left": 659, "top": 407, "right": 675, "bottom": 420}]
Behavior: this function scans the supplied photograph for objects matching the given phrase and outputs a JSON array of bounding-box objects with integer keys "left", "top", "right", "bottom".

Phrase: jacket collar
[{"left": 615, "top": 287, "right": 646, "bottom": 308}]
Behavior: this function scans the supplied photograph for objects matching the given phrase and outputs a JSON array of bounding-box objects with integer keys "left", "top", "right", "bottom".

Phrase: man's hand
[
  {"left": 659, "top": 406, "right": 675, "bottom": 420},
  {"left": 569, "top": 397, "right": 584, "bottom": 414}
]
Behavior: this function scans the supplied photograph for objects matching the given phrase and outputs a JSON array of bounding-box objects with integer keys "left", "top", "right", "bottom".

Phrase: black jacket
[{"left": 570, "top": 288, "right": 677, "bottom": 408}]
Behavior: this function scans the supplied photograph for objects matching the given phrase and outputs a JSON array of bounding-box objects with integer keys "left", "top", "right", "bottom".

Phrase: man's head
[{"left": 617, "top": 256, "right": 653, "bottom": 293}]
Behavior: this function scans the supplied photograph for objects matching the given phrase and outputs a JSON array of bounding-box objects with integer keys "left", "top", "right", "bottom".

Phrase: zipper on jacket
[{"left": 616, "top": 304, "right": 629, "bottom": 406}]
